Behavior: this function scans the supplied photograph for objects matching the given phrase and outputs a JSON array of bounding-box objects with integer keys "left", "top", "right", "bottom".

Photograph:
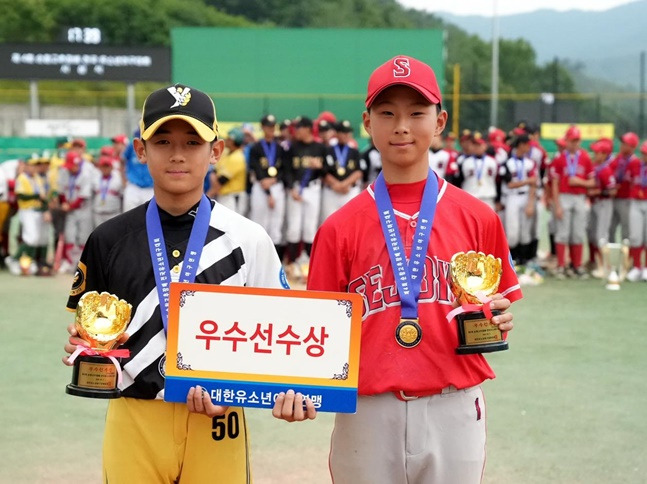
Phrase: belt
[{"left": 394, "top": 385, "right": 459, "bottom": 401}]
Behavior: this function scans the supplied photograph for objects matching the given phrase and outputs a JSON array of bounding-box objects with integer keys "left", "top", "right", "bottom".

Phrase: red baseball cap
[
  {"left": 555, "top": 137, "right": 567, "bottom": 149},
  {"left": 71, "top": 138, "right": 86, "bottom": 149},
  {"left": 100, "top": 146, "right": 115, "bottom": 157},
  {"left": 98, "top": 155, "right": 114, "bottom": 167},
  {"left": 640, "top": 141, "right": 647, "bottom": 155},
  {"left": 564, "top": 125, "right": 581, "bottom": 141},
  {"left": 488, "top": 128, "right": 505, "bottom": 142},
  {"left": 590, "top": 138, "right": 613, "bottom": 154},
  {"left": 620, "top": 131, "right": 639, "bottom": 148},
  {"left": 64, "top": 151, "right": 82, "bottom": 169},
  {"left": 111, "top": 134, "right": 128, "bottom": 144},
  {"left": 471, "top": 131, "right": 487, "bottom": 145},
  {"left": 365, "top": 55, "right": 442, "bottom": 108}
]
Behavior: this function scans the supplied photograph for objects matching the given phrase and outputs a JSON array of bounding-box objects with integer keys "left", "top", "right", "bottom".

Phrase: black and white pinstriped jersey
[{"left": 67, "top": 199, "right": 288, "bottom": 399}]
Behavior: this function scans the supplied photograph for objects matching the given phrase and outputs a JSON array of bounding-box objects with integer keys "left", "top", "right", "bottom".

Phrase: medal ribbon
[
  {"left": 68, "top": 172, "right": 79, "bottom": 200},
  {"left": 334, "top": 144, "right": 349, "bottom": 171},
  {"left": 146, "top": 194, "right": 211, "bottom": 333},
  {"left": 261, "top": 140, "right": 277, "bottom": 168},
  {"left": 374, "top": 169, "right": 438, "bottom": 320},
  {"left": 566, "top": 151, "right": 579, "bottom": 178},
  {"left": 299, "top": 168, "right": 312, "bottom": 195},
  {"left": 100, "top": 175, "right": 111, "bottom": 202},
  {"left": 474, "top": 156, "right": 485, "bottom": 183},
  {"left": 616, "top": 155, "right": 630, "bottom": 182},
  {"left": 514, "top": 156, "right": 524, "bottom": 181},
  {"left": 640, "top": 163, "right": 647, "bottom": 188}
]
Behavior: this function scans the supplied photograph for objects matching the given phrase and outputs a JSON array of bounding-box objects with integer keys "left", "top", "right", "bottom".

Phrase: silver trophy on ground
[{"left": 598, "top": 238, "right": 630, "bottom": 290}]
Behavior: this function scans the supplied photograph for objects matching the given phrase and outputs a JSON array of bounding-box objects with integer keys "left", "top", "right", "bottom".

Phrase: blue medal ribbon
[
  {"left": 260, "top": 140, "right": 277, "bottom": 168},
  {"left": 474, "top": 155, "right": 485, "bottom": 183},
  {"left": 514, "top": 156, "right": 524, "bottom": 181},
  {"left": 616, "top": 155, "right": 631, "bottom": 182},
  {"left": 374, "top": 169, "right": 438, "bottom": 319},
  {"left": 641, "top": 163, "right": 647, "bottom": 188},
  {"left": 146, "top": 195, "right": 211, "bottom": 333},
  {"left": 334, "top": 144, "right": 349, "bottom": 170},
  {"left": 566, "top": 151, "right": 580, "bottom": 178},
  {"left": 100, "top": 175, "right": 111, "bottom": 202}
]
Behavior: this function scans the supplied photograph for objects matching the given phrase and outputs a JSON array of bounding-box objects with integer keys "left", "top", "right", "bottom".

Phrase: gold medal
[
  {"left": 268, "top": 166, "right": 278, "bottom": 177},
  {"left": 395, "top": 319, "right": 422, "bottom": 348},
  {"left": 337, "top": 167, "right": 346, "bottom": 176},
  {"left": 172, "top": 249, "right": 180, "bottom": 258}
]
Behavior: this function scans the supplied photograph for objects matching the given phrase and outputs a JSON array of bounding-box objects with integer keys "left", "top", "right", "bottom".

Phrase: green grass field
[{"left": 1, "top": 270, "right": 645, "bottom": 483}]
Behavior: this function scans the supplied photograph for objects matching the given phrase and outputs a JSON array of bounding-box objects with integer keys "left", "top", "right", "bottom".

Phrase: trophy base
[
  {"left": 65, "top": 384, "right": 122, "bottom": 399},
  {"left": 455, "top": 310, "right": 509, "bottom": 355},
  {"left": 65, "top": 354, "right": 122, "bottom": 399}
]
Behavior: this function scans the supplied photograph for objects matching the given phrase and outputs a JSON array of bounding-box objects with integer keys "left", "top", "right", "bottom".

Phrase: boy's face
[
  {"left": 134, "top": 118, "right": 223, "bottom": 201},
  {"left": 363, "top": 85, "right": 447, "bottom": 170}
]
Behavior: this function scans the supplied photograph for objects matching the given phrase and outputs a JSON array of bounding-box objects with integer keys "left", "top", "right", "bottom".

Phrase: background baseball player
[
  {"left": 456, "top": 131, "right": 499, "bottom": 209},
  {"left": 91, "top": 155, "right": 124, "bottom": 227},
  {"left": 320, "top": 120, "right": 364, "bottom": 222},
  {"left": 57, "top": 151, "right": 94, "bottom": 273},
  {"left": 248, "top": 114, "right": 287, "bottom": 259},
  {"left": 550, "top": 125, "right": 595, "bottom": 278},
  {"left": 500, "top": 133, "right": 537, "bottom": 266},
  {"left": 283, "top": 116, "right": 327, "bottom": 280},
  {"left": 586, "top": 138, "right": 616, "bottom": 276},
  {"left": 626, "top": 140, "right": 647, "bottom": 281},
  {"left": 209, "top": 127, "right": 248, "bottom": 215},
  {"left": 609, "top": 132, "right": 639, "bottom": 242},
  {"left": 427, "top": 134, "right": 451, "bottom": 179}
]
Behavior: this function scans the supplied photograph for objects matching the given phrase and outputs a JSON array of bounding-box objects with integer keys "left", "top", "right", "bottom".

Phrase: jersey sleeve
[
  {"left": 66, "top": 230, "right": 109, "bottom": 311},
  {"left": 244, "top": 225, "right": 289, "bottom": 290}
]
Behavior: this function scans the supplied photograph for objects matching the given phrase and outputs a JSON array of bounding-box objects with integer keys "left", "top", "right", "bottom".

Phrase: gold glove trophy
[
  {"left": 448, "top": 251, "right": 508, "bottom": 354},
  {"left": 66, "top": 291, "right": 132, "bottom": 399},
  {"left": 598, "top": 238, "right": 631, "bottom": 290}
]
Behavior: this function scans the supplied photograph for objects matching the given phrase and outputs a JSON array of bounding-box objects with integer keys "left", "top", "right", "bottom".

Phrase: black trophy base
[
  {"left": 65, "top": 354, "right": 122, "bottom": 399},
  {"left": 456, "top": 309, "right": 509, "bottom": 355}
]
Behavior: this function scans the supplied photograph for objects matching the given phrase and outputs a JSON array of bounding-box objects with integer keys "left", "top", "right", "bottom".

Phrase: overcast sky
[{"left": 398, "top": 0, "right": 637, "bottom": 16}]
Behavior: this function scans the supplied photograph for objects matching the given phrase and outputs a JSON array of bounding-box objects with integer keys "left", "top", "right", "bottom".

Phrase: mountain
[{"left": 435, "top": 0, "right": 647, "bottom": 90}]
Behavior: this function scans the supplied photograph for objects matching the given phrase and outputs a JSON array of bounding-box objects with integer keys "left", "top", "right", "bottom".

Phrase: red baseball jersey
[
  {"left": 609, "top": 154, "right": 639, "bottom": 199},
  {"left": 550, "top": 149, "right": 594, "bottom": 195},
  {"left": 307, "top": 176, "right": 522, "bottom": 396},
  {"left": 628, "top": 159, "right": 647, "bottom": 200},
  {"left": 591, "top": 163, "right": 616, "bottom": 201}
]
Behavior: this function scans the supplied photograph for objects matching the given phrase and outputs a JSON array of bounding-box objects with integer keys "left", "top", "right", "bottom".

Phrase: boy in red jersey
[
  {"left": 305, "top": 55, "right": 520, "bottom": 484},
  {"left": 609, "top": 132, "right": 640, "bottom": 241},
  {"left": 550, "top": 125, "right": 595, "bottom": 278},
  {"left": 626, "top": 140, "right": 647, "bottom": 281}
]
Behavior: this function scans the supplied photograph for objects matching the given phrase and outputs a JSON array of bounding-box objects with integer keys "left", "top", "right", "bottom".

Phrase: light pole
[{"left": 490, "top": 0, "right": 500, "bottom": 128}]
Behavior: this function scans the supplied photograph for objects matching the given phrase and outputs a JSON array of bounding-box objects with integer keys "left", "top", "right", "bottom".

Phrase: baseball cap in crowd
[
  {"left": 471, "top": 131, "right": 487, "bottom": 145},
  {"left": 111, "top": 134, "right": 128, "bottom": 144},
  {"left": 365, "top": 55, "right": 442, "bottom": 109},
  {"left": 294, "top": 116, "right": 313, "bottom": 129},
  {"left": 337, "top": 120, "right": 353, "bottom": 133},
  {"left": 228, "top": 127, "right": 245, "bottom": 145},
  {"left": 72, "top": 139, "right": 86, "bottom": 149},
  {"left": 590, "top": 138, "right": 613, "bottom": 154},
  {"left": 100, "top": 146, "right": 115, "bottom": 157},
  {"left": 488, "top": 128, "right": 506, "bottom": 142},
  {"left": 279, "top": 119, "right": 291, "bottom": 130},
  {"left": 318, "top": 120, "right": 332, "bottom": 132},
  {"left": 444, "top": 131, "right": 456, "bottom": 140},
  {"left": 140, "top": 84, "right": 218, "bottom": 142},
  {"left": 620, "top": 131, "right": 639, "bottom": 149},
  {"left": 98, "top": 155, "right": 114, "bottom": 167},
  {"left": 65, "top": 151, "right": 83, "bottom": 169},
  {"left": 564, "top": 125, "right": 581, "bottom": 141},
  {"left": 555, "top": 137, "right": 567, "bottom": 149},
  {"left": 460, "top": 129, "right": 472, "bottom": 142},
  {"left": 640, "top": 141, "right": 647, "bottom": 155},
  {"left": 260, "top": 114, "right": 277, "bottom": 126}
]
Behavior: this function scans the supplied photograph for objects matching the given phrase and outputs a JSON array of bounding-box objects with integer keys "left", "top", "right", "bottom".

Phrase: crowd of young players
[{"left": 1, "top": 115, "right": 646, "bottom": 283}]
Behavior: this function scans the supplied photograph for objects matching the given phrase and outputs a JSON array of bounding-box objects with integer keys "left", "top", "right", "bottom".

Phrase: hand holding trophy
[
  {"left": 446, "top": 251, "right": 509, "bottom": 354},
  {"left": 66, "top": 291, "right": 132, "bottom": 398}
]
